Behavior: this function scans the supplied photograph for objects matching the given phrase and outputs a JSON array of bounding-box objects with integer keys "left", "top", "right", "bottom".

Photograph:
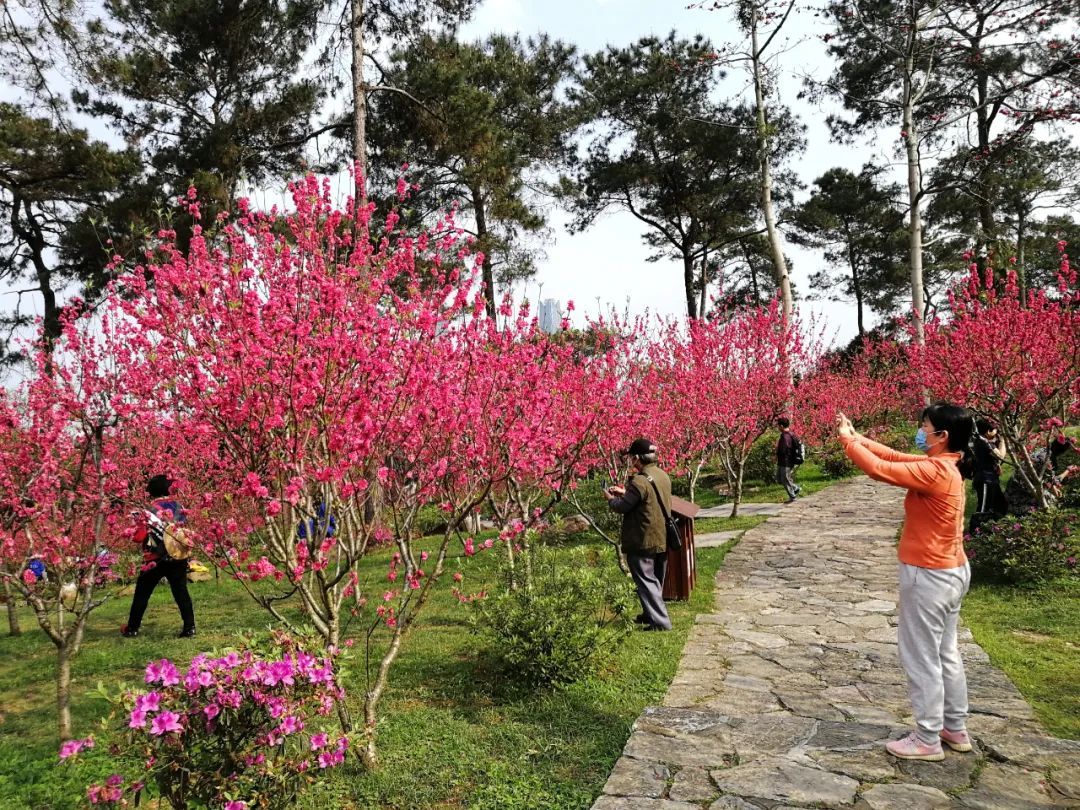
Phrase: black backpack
[{"left": 792, "top": 435, "right": 805, "bottom": 466}]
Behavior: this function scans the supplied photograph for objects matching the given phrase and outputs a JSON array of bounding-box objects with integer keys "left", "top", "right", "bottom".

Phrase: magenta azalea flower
[
  {"left": 278, "top": 715, "right": 302, "bottom": 735},
  {"left": 128, "top": 709, "right": 148, "bottom": 729},
  {"left": 58, "top": 737, "right": 93, "bottom": 759},
  {"left": 149, "top": 710, "right": 183, "bottom": 736},
  {"left": 145, "top": 659, "right": 180, "bottom": 687}
]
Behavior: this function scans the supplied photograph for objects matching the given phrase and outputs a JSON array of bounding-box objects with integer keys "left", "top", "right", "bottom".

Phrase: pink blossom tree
[
  {"left": 648, "top": 302, "right": 812, "bottom": 514},
  {"left": 0, "top": 308, "right": 147, "bottom": 741},
  {"left": 910, "top": 257, "right": 1080, "bottom": 508},
  {"left": 107, "top": 177, "right": 639, "bottom": 765}
]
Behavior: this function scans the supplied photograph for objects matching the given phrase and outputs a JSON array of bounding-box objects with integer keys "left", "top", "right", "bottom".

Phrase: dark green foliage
[
  {"left": 743, "top": 432, "right": 779, "bottom": 485},
  {"left": 1061, "top": 465, "right": 1080, "bottom": 510},
  {"left": 369, "top": 33, "right": 577, "bottom": 316},
  {"left": 789, "top": 164, "right": 908, "bottom": 334},
  {"left": 816, "top": 445, "right": 856, "bottom": 480},
  {"left": 0, "top": 103, "right": 141, "bottom": 360},
  {"left": 472, "top": 547, "right": 635, "bottom": 687},
  {"left": 568, "top": 32, "right": 804, "bottom": 319},
  {"left": 966, "top": 510, "right": 1080, "bottom": 586},
  {"left": 77, "top": 0, "right": 325, "bottom": 212}
]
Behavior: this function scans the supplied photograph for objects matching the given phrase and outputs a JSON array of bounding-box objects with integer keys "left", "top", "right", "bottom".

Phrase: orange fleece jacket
[{"left": 841, "top": 434, "right": 967, "bottom": 569}]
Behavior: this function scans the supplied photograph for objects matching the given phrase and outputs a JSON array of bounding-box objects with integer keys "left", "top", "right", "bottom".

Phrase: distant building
[{"left": 538, "top": 298, "right": 561, "bottom": 334}]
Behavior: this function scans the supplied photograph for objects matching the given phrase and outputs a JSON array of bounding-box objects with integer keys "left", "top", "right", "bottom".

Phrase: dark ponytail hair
[
  {"left": 147, "top": 474, "right": 173, "bottom": 499},
  {"left": 922, "top": 402, "right": 975, "bottom": 477}
]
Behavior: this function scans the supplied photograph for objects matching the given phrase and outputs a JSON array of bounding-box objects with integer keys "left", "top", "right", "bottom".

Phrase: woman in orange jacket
[{"left": 837, "top": 403, "right": 974, "bottom": 762}]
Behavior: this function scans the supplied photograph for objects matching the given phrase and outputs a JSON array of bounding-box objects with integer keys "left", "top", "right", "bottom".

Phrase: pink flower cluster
[{"left": 79, "top": 634, "right": 347, "bottom": 808}]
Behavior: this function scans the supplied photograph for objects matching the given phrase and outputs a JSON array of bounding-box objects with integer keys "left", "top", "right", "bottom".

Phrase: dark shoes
[
  {"left": 123, "top": 625, "right": 196, "bottom": 638},
  {"left": 641, "top": 623, "right": 671, "bottom": 632},
  {"left": 633, "top": 613, "right": 650, "bottom": 625}
]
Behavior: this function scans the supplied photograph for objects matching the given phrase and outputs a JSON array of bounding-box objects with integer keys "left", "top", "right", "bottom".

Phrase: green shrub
[
  {"left": 817, "top": 444, "right": 856, "bottom": 479},
  {"left": 415, "top": 503, "right": 450, "bottom": 536},
  {"left": 965, "top": 510, "right": 1080, "bottom": 585},
  {"left": 744, "top": 432, "right": 779, "bottom": 484},
  {"left": 472, "top": 547, "right": 635, "bottom": 687}
]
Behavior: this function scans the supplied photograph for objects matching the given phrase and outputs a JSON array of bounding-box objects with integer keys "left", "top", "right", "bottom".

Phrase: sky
[
  {"left": 1, "top": 0, "right": 895, "bottom": 354},
  {"left": 458, "top": 0, "right": 892, "bottom": 346}
]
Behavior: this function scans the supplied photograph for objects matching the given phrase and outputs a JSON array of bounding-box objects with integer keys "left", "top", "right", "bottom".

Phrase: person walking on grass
[
  {"left": 775, "top": 416, "right": 802, "bottom": 503},
  {"left": 605, "top": 438, "right": 673, "bottom": 632},
  {"left": 837, "top": 403, "right": 976, "bottom": 762},
  {"left": 121, "top": 475, "right": 196, "bottom": 639}
]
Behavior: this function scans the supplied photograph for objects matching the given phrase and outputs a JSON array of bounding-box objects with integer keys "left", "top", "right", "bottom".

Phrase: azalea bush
[
  {"left": 965, "top": 510, "right": 1079, "bottom": 586},
  {"left": 72, "top": 631, "right": 347, "bottom": 809}
]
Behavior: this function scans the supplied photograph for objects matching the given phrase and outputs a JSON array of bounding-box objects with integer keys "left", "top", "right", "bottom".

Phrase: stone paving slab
[
  {"left": 696, "top": 531, "right": 743, "bottom": 548},
  {"left": 696, "top": 502, "right": 785, "bottom": 518},
  {"left": 593, "top": 477, "right": 1080, "bottom": 809}
]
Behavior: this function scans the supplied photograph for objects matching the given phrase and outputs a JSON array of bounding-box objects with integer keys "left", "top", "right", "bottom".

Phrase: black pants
[
  {"left": 974, "top": 479, "right": 1008, "bottom": 517},
  {"left": 969, "top": 479, "right": 1008, "bottom": 535},
  {"left": 126, "top": 559, "right": 195, "bottom": 631}
]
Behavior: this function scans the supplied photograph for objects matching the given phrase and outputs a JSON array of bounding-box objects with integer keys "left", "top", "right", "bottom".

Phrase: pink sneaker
[
  {"left": 885, "top": 732, "right": 945, "bottom": 761},
  {"left": 940, "top": 728, "right": 973, "bottom": 752}
]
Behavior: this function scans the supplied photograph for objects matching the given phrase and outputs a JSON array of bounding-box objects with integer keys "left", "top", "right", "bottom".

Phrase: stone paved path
[
  {"left": 593, "top": 477, "right": 1080, "bottom": 809},
  {"left": 696, "top": 503, "right": 784, "bottom": 519}
]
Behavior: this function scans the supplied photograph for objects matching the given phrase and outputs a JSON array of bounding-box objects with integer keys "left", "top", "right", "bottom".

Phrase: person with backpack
[
  {"left": 775, "top": 417, "right": 803, "bottom": 503},
  {"left": 121, "top": 475, "right": 196, "bottom": 638}
]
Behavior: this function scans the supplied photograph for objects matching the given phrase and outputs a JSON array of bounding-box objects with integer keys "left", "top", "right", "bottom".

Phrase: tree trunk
[
  {"left": 750, "top": 22, "right": 793, "bottom": 329},
  {"left": 902, "top": 70, "right": 926, "bottom": 344},
  {"left": 972, "top": 20, "right": 995, "bottom": 268},
  {"left": 57, "top": 643, "right": 72, "bottom": 742},
  {"left": 845, "top": 229, "right": 866, "bottom": 337},
  {"left": 350, "top": 0, "right": 367, "bottom": 206},
  {"left": 471, "top": 186, "right": 497, "bottom": 319},
  {"left": 1016, "top": 209, "right": 1027, "bottom": 302},
  {"left": 3, "top": 574, "right": 21, "bottom": 636},
  {"left": 698, "top": 247, "right": 709, "bottom": 319},
  {"left": 742, "top": 240, "right": 761, "bottom": 303},
  {"left": 683, "top": 251, "right": 697, "bottom": 319},
  {"left": 13, "top": 197, "right": 62, "bottom": 357}
]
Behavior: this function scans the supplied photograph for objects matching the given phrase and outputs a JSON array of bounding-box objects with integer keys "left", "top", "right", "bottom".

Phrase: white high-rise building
[{"left": 538, "top": 298, "right": 561, "bottom": 334}]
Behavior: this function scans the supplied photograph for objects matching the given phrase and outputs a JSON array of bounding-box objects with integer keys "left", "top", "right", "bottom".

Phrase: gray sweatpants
[
  {"left": 627, "top": 552, "right": 672, "bottom": 630},
  {"left": 897, "top": 562, "right": 971, "bottom": 744}
]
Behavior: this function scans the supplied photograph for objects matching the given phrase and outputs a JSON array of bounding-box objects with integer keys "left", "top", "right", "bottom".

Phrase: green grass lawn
[
  {"left": 957, "top": 469, "right": 1080, "bottom": 741},
  {"left": 962, "top": 578, "right": 1080, "bottom": 739},
  {"left": 0, "top": 537, "right": 740, "bottom": 810},
  {"left": 688, "top": 459, "right": 836, "bottom": 513}
]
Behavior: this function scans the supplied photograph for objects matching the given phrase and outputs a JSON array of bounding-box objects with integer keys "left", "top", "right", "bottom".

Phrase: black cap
[{"left": 623, "top": 438, "right": 657, "bottom": 457}]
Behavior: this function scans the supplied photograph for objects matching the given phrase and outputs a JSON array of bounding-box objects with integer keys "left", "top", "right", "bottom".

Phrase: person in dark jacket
[
  {"left": 969, "top": 419, "right": 1008, "bottom": 532},
  {"left": 776, "top": 417, "right": 801, "bottom": 503},
  {"left": 605, "top": 438, "right": 672, "bottom": 631},
  {"left": 121, "top": 475, "right": 196, "bottom": 638}
]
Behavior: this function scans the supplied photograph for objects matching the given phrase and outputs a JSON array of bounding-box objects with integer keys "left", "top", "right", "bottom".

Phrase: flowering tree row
[{"left": 3, "top": 178, "right": 1078, "bottom": 779}]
